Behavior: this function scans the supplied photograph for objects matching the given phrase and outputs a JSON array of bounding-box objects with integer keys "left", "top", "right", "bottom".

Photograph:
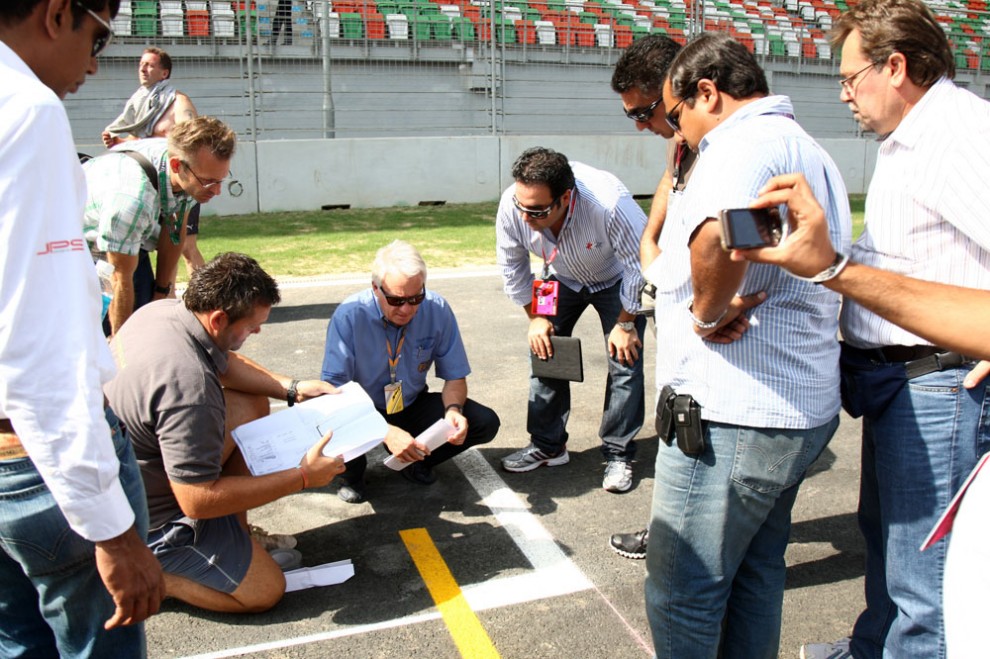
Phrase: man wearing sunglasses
[
  {"left": 82, "top": 115, "right": 236, "bottom": 336},
  {"left": 796, "top": 1, "right": 990, "bottom": 658},
  {"left": 0, "top": 1, "right": 166, "bottom": 656},
  {"left": 644, "top": 33, "right": 851, "bottom": 657},
  {"left": 321, "top": 240, "right": 500, "bottom": 503},
  {"left": 495, "top": 147, "right": 647, "bottom": 494}
]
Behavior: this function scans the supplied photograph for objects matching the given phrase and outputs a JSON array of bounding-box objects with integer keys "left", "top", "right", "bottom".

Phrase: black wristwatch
[
  {"left": 287, "top": 379, "right": 299, "bottom": 407},
  {"left": 153, "top": 282, "right": 171, "bottom": 295},
  {"left": 445, "top": 403, "right": 464, "bottom": 414}
]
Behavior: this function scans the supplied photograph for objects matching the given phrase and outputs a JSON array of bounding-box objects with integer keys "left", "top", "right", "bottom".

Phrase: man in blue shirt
[
  {"left": 645, "top": 33, "right": 851, "bottom": 657},
  {"left": 321, "top": 240, "right": 500, "bottom": 503}
]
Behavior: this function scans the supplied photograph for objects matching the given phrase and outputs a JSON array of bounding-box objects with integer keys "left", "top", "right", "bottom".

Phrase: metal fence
[{"left": 66, "top": 0, "right": 990, "bottom": 143}]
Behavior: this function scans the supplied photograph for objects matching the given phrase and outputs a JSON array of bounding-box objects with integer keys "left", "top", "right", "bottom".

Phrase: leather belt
[
  {"left": 0, "top": 419, "right": 28, "bottom": 461},
  {"left": 846, "top": 344, "right": 973, "bottom": 380}
]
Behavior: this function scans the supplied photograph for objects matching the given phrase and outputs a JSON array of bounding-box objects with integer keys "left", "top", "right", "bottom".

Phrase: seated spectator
[
  {"left": 105, "top": 252, "right": 346, "bottom": 613},
  {"left": 321, "top": 240, "right": 500, "bottom": 503}
]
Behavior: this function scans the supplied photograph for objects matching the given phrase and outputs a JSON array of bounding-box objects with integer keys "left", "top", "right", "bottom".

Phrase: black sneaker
[
  {"left": 609, "top": 528, "right": 648, "bottom": 559},
  {"left": 400, "top": 461, "right": 437, "bottom": 485}
]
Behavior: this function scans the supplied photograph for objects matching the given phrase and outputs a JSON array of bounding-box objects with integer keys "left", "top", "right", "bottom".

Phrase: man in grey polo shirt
[{"left": 106, "top": 252, "right": 346, "bottom": 614}]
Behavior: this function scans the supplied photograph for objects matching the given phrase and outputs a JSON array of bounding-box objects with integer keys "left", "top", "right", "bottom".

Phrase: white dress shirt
[
  {"left": 0, "top": 42, "right": 134, "bottom": 542},
  {"left": 495, "top": 161, "right": 647, "bottom": 313},
  {"left": 841, "top": 78, "right": 990, "bottom": 348}
]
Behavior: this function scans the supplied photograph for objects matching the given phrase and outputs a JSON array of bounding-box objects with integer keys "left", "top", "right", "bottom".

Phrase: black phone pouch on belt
[{"left": 655, "top": 385, "right": 706, "bottom": 456}]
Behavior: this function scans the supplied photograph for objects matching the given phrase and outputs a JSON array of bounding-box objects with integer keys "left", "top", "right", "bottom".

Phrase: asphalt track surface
[{"left": 147, "top": 268, "right": 866, "bottom": 659}]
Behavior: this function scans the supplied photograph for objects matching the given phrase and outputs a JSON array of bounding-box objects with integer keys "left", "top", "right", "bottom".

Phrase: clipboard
[{"left": 531, "top": 336, "right": 584, "bottom": 382}]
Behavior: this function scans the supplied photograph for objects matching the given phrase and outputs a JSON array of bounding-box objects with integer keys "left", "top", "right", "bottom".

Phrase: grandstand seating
[{"left": 107, "top": 0, "right": 990, "bottom": 70}]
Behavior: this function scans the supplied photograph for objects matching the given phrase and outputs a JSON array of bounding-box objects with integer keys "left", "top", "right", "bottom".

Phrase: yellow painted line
[{"left": 400, "top": 528, "right": 500, "bottom": 659}]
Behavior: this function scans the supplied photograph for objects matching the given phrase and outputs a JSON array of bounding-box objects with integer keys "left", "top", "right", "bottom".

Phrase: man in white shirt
[
  {"left": 495, "top": 147, "right": 648, "bottom": 494},
  {"left": 0, "top": 1, "right": 164, "bottom": 656},
  {"left": 645, "top": 33, "right": 850, "bottom": 657},
  {"left": 798, "top": 1, "right": 990, "bottom": 658}
]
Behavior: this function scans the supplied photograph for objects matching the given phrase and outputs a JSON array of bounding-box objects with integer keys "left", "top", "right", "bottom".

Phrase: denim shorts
[{"left": 148, "top": 514, "right": 252, "bottom": 594}]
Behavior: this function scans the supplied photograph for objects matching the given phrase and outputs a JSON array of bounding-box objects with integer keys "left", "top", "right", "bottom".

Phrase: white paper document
[
  {"left": 383, "top": 419, "right": 455, "bottom": 471},
  {"left": 232, "top": 381, "right": 388, "bottom": 476},
  {"left": 284, "top": 559, "right": 355, "bottom": 592}
]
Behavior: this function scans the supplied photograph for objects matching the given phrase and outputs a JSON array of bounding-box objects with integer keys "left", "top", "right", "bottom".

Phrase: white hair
[{"left": 371, "top": 240, "right": 427, "bottom": 287}]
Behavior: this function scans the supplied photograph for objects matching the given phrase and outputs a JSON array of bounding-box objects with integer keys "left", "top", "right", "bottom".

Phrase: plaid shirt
[{"left": 82, "top": 138, "right": 193, "bottom": 256}]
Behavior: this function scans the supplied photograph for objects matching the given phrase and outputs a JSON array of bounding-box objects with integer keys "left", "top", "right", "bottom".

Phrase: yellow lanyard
[{"left": 384, "top": 322, "right": 406, "bottom": 384}]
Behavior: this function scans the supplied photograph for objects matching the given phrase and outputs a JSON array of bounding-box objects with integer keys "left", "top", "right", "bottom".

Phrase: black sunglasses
[
  {"left": 75, "top": 2, "right": 115, "bottom": 58},
  {"left": 512, "top": 195, "right": 561, "bottom": 220},
  {"left": 664, "top": 96, "right": 688, "bottom": 133},
  {"left": 378, "top": 285, "right": 426, "bottom": 307},
  {"left": 624, "top": 96, "right": 663, "bottom": 123}
]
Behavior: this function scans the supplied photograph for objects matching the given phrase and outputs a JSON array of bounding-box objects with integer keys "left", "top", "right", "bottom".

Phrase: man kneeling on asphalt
[
  {"left": 105, "top": 252, "right": 346, "bottom": 613},
  {"left": 321, "top": 240, "right": 500, "bottom": 503}
]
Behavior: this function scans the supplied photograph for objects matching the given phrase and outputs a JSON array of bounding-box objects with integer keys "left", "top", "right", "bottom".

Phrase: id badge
[
  {"left": 384, "top": 381, "right": 404, "bottom": 415},
  {"left": 532, "top": 279, "right": 559, "bottom": 316}
]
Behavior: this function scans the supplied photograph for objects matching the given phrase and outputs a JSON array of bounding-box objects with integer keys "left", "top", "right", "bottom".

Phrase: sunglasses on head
[
  {"left": 512, "top": 195, "right": 561, "bottom": 220},
  {"left": 75, "top": 2, "right": 115, "bottom": 58},
  {"left": 378, "top": 285, "right": 426, "bottom": 307}
]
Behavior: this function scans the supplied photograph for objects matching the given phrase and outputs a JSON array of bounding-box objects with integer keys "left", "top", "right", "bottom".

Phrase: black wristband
[
  {"left": 287, "top": 379, "right": 299, "bottom": 407},
  {"left": 445, "top": 403, "right": 464, "bottom": 414},
  {"left": 153, "top": 282, "right": 171, "bottom": 295}
]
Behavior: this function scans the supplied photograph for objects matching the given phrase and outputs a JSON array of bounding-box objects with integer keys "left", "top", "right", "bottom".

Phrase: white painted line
[{"left": 178, "top": 451, "right": 594, "bottom": 659}]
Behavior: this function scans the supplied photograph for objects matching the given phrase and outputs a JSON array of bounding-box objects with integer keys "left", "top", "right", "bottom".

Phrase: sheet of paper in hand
[
  {"left": 232, "top": 381, "right": 387, "bottom": 476},
  {"left": 383, "top": 418, "right": 455, "bottom": 471}
]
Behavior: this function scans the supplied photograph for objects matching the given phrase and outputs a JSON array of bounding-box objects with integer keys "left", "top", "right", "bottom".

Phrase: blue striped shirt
[
  {"left": 652, "top": 95, "right": 852, "bottom": 428},
  {"left": 495, "top": 162, "right": 647, "bottom": 313}
]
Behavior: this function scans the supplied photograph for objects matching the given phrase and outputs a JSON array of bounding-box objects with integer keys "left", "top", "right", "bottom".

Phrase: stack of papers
[{"left": 232, "top": 382, "right": 388, "bottom": 476}]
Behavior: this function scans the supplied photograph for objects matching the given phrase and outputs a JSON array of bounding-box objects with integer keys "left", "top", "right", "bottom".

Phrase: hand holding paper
[
  {"left": 299, "top": 430, "right": 346, "bottom": 489},
  {"left": 384, "top": 419, "right": 455, "bottom": 471}
]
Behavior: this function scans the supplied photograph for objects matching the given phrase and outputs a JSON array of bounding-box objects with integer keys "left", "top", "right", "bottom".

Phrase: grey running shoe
[
  {"left": 800, "top": 638, "right": 853, "bottom": 659},
  {"left": 602, "top": 460, "right": 633, "bottom": 493},
  {"left": 501, "top": 443, "right": 569, "bottom": 472},
  {"left": 249, "top": 525, "right": 297, "bottom": 551},
  {"left": 609, "top": 528, "right": 648, "bottom": 559}
]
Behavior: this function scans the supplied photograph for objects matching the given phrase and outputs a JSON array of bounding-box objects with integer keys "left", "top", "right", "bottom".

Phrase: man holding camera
[{"left": 644, "top": 33, "right": 850, "bottom": 657}]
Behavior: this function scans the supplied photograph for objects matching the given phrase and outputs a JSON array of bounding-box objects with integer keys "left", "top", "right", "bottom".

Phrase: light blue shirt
[
  {"left": 652, "top": 95, "right": 852, "bottom": 428},
  {"left": 321, "top": 288, "right": 471, "bottom": 410},
  {"left": 495, "top": 161, "right": 647, "bottom": 313}
]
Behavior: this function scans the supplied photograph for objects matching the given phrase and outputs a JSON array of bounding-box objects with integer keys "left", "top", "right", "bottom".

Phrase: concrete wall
[{"left": 206, "top": 134, "right": 879, "bottom": 216}]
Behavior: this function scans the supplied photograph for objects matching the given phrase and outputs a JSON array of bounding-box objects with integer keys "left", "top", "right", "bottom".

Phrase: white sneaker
[
  {"left": 800, "top": 638, "right": 852, "bottom": 659},
  {"left": 602, "top": 460, "right": 633, "bottom": 493}
]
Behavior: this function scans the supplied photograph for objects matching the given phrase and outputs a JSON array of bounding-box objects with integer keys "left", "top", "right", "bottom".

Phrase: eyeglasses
[
  {"left": 664, "top": 96, "right": 689, "bottom": 133},
  {"left": 378, "top": 285, "right": 426, "bottom": 307},
  {"left": 75, "top": 2, "right": 115, "bottom": 58},
  {"left": 512, "top": 195, "right": 561, "bottom": 220},
  {"left": 624, "top": 96, "right": 663, "bottom": 123},
  {"left": 182, "top": 161, "right": 227, "bottom": 190},
  {"left": 838, "top": 63, "right": 876, "bottom": 94}
]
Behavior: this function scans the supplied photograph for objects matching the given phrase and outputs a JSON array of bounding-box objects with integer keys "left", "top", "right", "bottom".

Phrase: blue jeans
[
  {"left": 527, "top": 279, "right": 646, "bottom": 461},
  {"left": 848, "top": 358, "right": 990, "bottom": 659},
  {"left": 646, "top": 416, "right": 839, "bottom": 659},
  {"left": 0, "top": 408, "right": 149, "bottom": 658}
]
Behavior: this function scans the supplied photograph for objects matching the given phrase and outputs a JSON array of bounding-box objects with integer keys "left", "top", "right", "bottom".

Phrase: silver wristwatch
[
  {"left": 804, "top": 252, "right": 850, "bottom": 284},
  {"left": 616, "top": 321, "right": 635, "bottom": 332}
]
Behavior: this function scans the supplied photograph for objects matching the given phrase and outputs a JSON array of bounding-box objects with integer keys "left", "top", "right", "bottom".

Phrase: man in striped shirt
[
  {"left": 799, "top": 1, "right": 990, "bottom": 658},
  {"left": 645, "top": 33, "right": 851, "bottom": 657},
  {"left": 495, "top": 147, "right": 647, "bottom": 494}
]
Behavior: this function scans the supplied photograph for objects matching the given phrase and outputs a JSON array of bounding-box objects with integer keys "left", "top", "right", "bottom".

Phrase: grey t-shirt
[{"left": 106, "top": 299, "right": 228, "bottom": 529}]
